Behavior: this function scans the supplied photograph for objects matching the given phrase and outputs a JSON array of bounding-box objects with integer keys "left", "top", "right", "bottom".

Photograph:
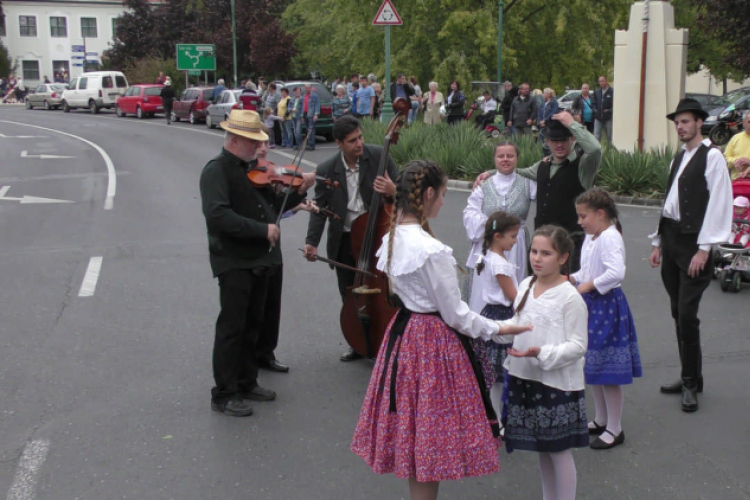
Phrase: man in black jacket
[
  {"left": 390, "top": 73, "right": 415, "bottom": 104},
  {"left": 303, "top": 115, "right": 399, "bottom": 361},
  {"left": 500, "top": 81, "right": 518, "bottom": 132},
  {"left": 593, "top": 76, "right": 614, "bottom": 143},
  {"left": 508, "top": 83, "right": 537, "bottom": 136},
  {"left": 200, "top": 110, "right": 314, "bottom": 417}
]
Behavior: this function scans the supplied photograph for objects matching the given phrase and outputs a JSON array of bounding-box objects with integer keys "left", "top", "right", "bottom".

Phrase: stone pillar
[{"left": 612, "top": 1, "right": 688, "bottom": 151}]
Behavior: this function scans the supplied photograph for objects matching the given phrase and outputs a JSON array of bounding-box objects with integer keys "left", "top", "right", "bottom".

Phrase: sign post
[
  {"left": 176, "top": 44, "right": 217, "bottom": 85},
  {"left": 373, "top": 0, "right": 403, "bottom": 123}
]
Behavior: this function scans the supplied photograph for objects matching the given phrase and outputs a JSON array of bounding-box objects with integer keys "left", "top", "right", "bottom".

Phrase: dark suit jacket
[
  {"left": 594, "top": 86, "right": 614, "bottom": 122},
  {"left": 306, "top": 144, "right": 399, "bottom": 261}
]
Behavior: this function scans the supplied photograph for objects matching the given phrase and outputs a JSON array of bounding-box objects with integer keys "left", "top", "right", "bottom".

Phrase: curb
[{"left": 447, "top": 179, "right": 664, "bottom": 206}]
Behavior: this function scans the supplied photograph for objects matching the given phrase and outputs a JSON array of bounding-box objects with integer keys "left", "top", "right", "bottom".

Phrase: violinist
[
  {"left": 303, "top": 115, "right": 399, "bottom": 362},
  {"left": 200, "top": 110, "right": 314, "bottom": 417}
]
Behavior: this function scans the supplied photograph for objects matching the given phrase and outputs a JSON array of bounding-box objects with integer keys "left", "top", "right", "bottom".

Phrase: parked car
[
  {"left": 279, "top": 81, "right": 334, "bottom": 141},
  {"left": 685, "top": 92, "right": 717, "bottom": 110},
  {"left": 171, "top": 86, "right": 216, "bottom": 124},
  {"left": 205, "top": 89, "right": 243, "bottom": 128},
  {"left": 116, "top": 84, "right": 164, "bottom": 118},
  {"left": 558, "top": 89, "right": 593, "bottom": 110},
  {"left": 700, "top": 86, "right": 750, "bottom": 136},
  {"left": 25, "top": 83, "right": 67, "bottom": 110},
  {"left": 61, "top": 71, "right": 129, "bottom": 113}
]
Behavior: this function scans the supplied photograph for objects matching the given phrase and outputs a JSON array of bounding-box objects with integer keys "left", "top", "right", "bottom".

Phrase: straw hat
[{"left": 220, "top": 110, "right": 268, "bottom": 141}]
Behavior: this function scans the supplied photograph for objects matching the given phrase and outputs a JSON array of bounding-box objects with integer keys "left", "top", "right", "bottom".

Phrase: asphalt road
[{"left": 0, "top": 105, "right": 748, "bottom": 500}]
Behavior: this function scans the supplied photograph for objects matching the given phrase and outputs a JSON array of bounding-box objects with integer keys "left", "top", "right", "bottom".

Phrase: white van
[{"left": 61, "top": 71, "right": 129, "bottom": 113}]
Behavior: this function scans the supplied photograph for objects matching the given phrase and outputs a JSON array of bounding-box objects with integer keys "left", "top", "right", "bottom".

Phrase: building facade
[{"left": 0, "top": 0, "right": 129, "bottom": 84}]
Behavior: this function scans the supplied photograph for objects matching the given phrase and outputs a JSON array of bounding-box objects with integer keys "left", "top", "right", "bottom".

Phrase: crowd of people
[{"left": 197, "top": 90, "right": 733, "bottom": 498}]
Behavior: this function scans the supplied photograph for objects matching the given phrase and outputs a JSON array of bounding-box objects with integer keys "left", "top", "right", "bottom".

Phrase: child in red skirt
[{"left": 351, "top": 160, "right": 531, "bottom": 500}]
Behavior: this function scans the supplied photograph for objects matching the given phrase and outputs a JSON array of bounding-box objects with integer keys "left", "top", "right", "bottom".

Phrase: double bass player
[{"left": 303, "top": 115, "right": 399, "bottom": 361}]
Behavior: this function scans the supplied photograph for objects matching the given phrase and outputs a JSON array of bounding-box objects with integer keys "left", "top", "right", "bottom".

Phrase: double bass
[{"left": 340, "top": 98, "right": 410, "bottom": 358}]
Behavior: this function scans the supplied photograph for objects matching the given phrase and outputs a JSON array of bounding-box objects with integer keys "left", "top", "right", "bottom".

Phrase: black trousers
[
  {"left": 256, "top": 265, "right": 282, "bottom": 362},
  {"left": 335, "top": 232, "right": 357, "bottom": 302},
  {"left": 568, "top": 232, "right": 585, "bottom": 275},
  {"left": 659, "top": 219, "right": 712, "bottom": 382},
  {"left": 211, "top": 268, "right": 270, "bottom": 404}
]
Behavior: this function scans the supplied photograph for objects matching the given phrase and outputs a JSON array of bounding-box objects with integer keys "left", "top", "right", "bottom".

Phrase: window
[
  {"left": 22, "top": 60, "right": 40, "bottom": 80},
  {"left": 111, "top": 18, "right": 121, "bottom": 38},
  {"left": 50, "top": 17, "right": 67, "bottom": 37},
  {"left": 81, "top": 17, "right": 97, "bottom": 38},
  {"left": 52, "top": 61, "right": 69, "bottom": 82},
  {"left": 78, "top": 77, "right": 88, "bottom": 90},
  {"left": 36, "top": 85, "right": 45, "bottom": 93},
  {"left": 68, "top": 78, "right": 78, "bottom": 89},
  {"left": 145, "top": 87, "right": 162, "bottom": 97},
  {"left": 115, "top": 75, "right": 128, "bottom": 88},
  {"left": 102, "top": 76, "right": 113, "bottom": 89},
  {"left": 20, "top": 16, "right": 37, "bottom": 37},
  {"left": 0, "top": 15, "right": 6, "bottom": 37}
]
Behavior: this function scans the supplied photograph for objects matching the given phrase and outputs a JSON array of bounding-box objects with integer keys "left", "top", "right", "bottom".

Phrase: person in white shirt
[
  {"left": 351, "top": 160, "right": 531, "bottom": 500},
  {"left": 571, "top": 188, "right": 642, "bottom": 450},
  {"left": 499, "top": 225, "right": 589, "bottom": 500},
  {"left": 474, "top": 90, "right": 498, "bottom": 129},
  {"left": 649, "top": 98, "right": 733, "bottom": 413}
]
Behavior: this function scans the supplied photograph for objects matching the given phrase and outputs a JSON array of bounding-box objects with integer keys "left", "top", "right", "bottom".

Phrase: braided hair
[
  {"left": 476, "top": 211, "right": 521, "bottom": 275},
  {"left": 515, "top": 225, "right": 573, "bottom": 315},
  {"left": 575, "top": 187, "right": 623, "bottom": 234},
  {"left": 386, "top": 160, "right": 448, "bottom": 275}
]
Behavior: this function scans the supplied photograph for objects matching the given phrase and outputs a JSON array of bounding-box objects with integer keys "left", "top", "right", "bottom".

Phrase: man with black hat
[
  {"left": 649, "top": 98, "right": 732, "bottom": 413},
  {"left": 475, "top": 111, "right": 601, "bottom": 272}
]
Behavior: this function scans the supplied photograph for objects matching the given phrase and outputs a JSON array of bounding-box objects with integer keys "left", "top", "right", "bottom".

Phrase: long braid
[
  {"left": 514, "top": 275, "right": 538, "bottom": 315},
  {"left": 476, "top": 238, "right": 490, "bottom": 275},
  {"left": 476, "top": 211, "right": 521, "bottom": 275}
]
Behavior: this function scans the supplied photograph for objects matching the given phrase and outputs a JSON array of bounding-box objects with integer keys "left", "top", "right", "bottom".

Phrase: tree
[
  {"left": 687, "top": 0, "right": 750, "bottom": 78},
  {"left": 0, "top": 40, "right": 11, "bottom": 79}
]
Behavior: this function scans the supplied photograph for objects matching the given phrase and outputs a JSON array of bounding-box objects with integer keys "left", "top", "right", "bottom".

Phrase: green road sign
[
  {"left": 176, "top": 44, "right": 216, "bottom": 71},
  {"left": 187, "top": 70, "right": 201, "bottom": 76}
]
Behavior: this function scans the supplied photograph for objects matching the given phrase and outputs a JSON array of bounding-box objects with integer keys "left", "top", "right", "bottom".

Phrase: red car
[
  {"left": 115, "top": 84, "right": 164, "bottom": 118},
  {"left": 171, "top": 86, "right": 216, "bottom": 124}
]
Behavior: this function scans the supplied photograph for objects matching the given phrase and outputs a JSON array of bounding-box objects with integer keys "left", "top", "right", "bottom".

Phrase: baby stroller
[{"left": 715, "top": 178, "right": 750, "bottom": 293}]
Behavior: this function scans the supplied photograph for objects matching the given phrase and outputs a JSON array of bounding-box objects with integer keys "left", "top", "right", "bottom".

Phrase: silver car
[
  {"left": 25, "top": 83, "right": 67, "bottom": 110},
  {"left": 205, "top": 89, "right": 243, "bottom": 129}
]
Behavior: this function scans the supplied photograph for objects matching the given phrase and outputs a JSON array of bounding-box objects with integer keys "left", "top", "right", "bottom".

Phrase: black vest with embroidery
[
  {"left": 534, "top": 156, "right": 585, "bottom": 233},
  {"left": 662, "top": 144, "right": 711, "bottom": 234}
]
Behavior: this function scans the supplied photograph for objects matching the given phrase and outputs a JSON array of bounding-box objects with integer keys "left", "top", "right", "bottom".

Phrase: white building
[{"left": 0, "top": 0, "right": 134, "bottom": 84}]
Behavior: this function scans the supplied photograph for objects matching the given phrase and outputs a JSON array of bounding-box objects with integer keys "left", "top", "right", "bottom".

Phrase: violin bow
[
  {"left": 298, "top": 249, "right": 376, "bottom": 278},
  {"left": 275, "top": 126, "right": 315, "bottom": 226}
]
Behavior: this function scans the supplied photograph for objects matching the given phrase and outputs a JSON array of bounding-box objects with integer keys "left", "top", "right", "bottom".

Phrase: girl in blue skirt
[
  {"left": 500, "top": 225, "right": 589, "bottom": 500},
  {"left": 474, "top": 211, "right": 521, "bottom": 417},
  {"left": 571, "top": 187, "right": 642, "bottom": 450}
]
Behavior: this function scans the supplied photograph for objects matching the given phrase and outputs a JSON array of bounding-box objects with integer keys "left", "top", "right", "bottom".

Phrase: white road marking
[
  {"left": 0, "top": 133, "right": 44, "bottom": 139},
  {"left": 20, "top": 151, "right": 75, "bottom": 160},
  {"left": 5, "top": 439, "right": 50, "bottom": 500},
  {"left": 0, "top": 186, "right": 74, "bottom": 204},
  {"left": 78, "top": 256, "right": 103, "bottom": 297},
  {"left": 0, "top": 121, "right": 117, "bottom": 210}
]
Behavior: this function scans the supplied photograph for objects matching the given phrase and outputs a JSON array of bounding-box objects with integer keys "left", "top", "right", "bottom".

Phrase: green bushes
[{"left": 357, "top": 118, "right": 672, "bottom": 196}]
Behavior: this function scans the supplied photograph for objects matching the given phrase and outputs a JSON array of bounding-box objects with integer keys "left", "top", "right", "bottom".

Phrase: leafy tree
[
  {"left": 0, "top": 40, "right": 11, "bottom": 79},
  {"left": 685, "top": 0, "right": 750, "bottom": 78}
]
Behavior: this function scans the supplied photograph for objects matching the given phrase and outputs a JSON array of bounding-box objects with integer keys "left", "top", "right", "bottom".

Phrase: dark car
[
  {"left": 685, "top": 92, "right": 717, "bottom": 110},
  {"left": 172, "top": 86, "right": 216, "bottom": 124},
  {"left": 699, "top": 87, "right": 750, "bottom": 136},
  {"left": 280, "top": 81, "right": 334, "bottom": 141}
]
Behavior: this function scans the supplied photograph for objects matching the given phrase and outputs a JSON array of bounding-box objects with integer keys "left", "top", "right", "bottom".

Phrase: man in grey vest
[{"left": 649, "top": 98, "right": 732, "bottom": 412}]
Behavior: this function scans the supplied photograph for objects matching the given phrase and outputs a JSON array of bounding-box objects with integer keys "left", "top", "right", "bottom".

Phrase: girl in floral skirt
[
  {"left": 500, "top": 225, "right": 589, "bottom": 500},
  {"left": 571, "top": 187, "right": 642, "bottom": 450},
  {"left": 350, "top": 160, "right": 531, "bottom": 500}
]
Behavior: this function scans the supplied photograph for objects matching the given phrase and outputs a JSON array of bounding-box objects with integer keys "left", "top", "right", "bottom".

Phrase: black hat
[
  {"left": 666, "top": 97, "right": 709, "bottom": 121},
  {"left": 542, "top": 118, "right": 574, "bottom": 140}
]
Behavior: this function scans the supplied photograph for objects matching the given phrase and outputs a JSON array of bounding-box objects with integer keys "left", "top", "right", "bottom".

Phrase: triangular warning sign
[{"left": 372, "top": 0, "right": 403, "bottom": 25}]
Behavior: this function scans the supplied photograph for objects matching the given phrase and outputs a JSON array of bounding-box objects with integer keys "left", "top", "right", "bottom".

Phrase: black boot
[
  {"left": 681, "top": 379, "right": 699, "bottom": 412},
  {"left": 660, "top": 377, "right": 703, "bottom": 394}
]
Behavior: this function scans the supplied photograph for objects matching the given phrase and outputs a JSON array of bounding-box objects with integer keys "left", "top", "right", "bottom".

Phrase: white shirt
[
  {"left": 499, "top": 278, "right": 588, "bottom": 391},
  {"left": 376, "top": 225, "right": 501, "bottom": 341},
  {"left": 651, "top": 139, "right": 733, "bottom": 251},
  {"left": 571, "top": 225, "right": 625, "bottom": 295},
  {"left": 482, "top": 98, "right": 497, "bottom": 113},
  {"left": 342, "top": 152, "right": 366, "bottom": 232},
  {"left": 479, "top": 252, "right": 517, "bottom": 307}
]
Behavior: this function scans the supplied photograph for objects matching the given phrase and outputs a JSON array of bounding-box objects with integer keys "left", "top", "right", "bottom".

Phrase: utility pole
[
  {"left": 231, "top": 0, "right": 238, "bottom": 88},
  {"left": 82, "top": 36, "right": 87, "bottom": 73},
  {"left": 497, "top": 0, "right": 503, "bottom": 83}
]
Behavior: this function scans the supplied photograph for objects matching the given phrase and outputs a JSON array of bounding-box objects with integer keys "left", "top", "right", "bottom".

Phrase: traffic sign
[
  {"left": 72, "top": 45, "right": 84, "bottom": 53},
  {"left": 176, "top": 44, "right": 216, "bottom": 71},
  {"left": 188, "top": 70, "right": 201, "bottom": 76},
  {"left": 372, "top": 0, "right": 402, "bottom": 25}
]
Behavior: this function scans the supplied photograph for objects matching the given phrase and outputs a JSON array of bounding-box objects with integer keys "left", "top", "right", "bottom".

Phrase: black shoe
[
  {"left": 340, "top": 348, "right": 363, "bottom": 362},
  {"left": 681, "top": 384, "right": 699, "bottom": 412},
  {"left": 588, "top": 421, "right": 606, "bottom": 435},
  {"left": 660, "top": 378, "right": 703, "bottom": 394},
  {"left": 306, "top": 146, "right": 315, "bottom": 151},
  {"left": 211, "top": 398, "right": 254, "bottom": 417},
  {"left": 240, "top": 385, "right": 277, "bottom": 401},
  {"left": 590, "top": 430, "right": 625, "bottom": 450},
  {"left": 258, "top": 358, "right": 290, "bottom": 373}
]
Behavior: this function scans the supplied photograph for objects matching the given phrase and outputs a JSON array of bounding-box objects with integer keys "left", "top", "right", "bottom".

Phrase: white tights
[
  {"left": 590, "top": 384, "right": 624, "bottom": 444},
  {"left": 538, "top": 450, "right": 577, "bottom": 500}
]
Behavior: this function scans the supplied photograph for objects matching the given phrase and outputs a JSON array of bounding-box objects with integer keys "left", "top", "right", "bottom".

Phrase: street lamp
[
  {"left": 497, "top": 0, "right": 503, "bottom": 83},
  {"left": 231, "top": 0, "right": 237, "bottom": 88}
]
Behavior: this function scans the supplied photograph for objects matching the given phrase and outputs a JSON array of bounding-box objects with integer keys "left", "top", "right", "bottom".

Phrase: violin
[
  {"left": 339, "top": 97, "right": 410, "bottom": 358},
  {"left": 247, "top": 159, "right": 339, "bottom": 191}
]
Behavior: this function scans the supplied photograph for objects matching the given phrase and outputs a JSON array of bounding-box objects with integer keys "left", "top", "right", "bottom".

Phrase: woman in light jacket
[{"left": 422, "top": 81, "right": 444, "bottom": 125}]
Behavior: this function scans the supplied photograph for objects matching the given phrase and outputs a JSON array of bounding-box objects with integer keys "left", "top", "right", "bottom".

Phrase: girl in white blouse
[
  {"left": 500, "top": 225, "right": 589, "bottom": 500},
  {"left": 571, "top": 188, "right": 642, "bottom": 450},
  {"left": 351, "top": 161, "right": 531, "bottom": 500}
]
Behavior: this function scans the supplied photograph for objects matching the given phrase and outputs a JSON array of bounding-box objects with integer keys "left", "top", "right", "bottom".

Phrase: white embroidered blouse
[
  {"left": 570, "top": 225, "right": 626, "bottom": 295},
  {"left": 375, "top": 225, "right": 501, "bottom": 341},
  {"left": 478, "top": 252, "right": 518, "bottom": 307}
]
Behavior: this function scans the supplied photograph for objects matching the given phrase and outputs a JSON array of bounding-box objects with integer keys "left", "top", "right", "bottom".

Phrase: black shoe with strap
[{"left": 590, "top": 430, "right": 625, "bottom": 450}]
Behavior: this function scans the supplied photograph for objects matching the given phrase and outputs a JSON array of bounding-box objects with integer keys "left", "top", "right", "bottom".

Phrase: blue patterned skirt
[
  {"left": 481, "top": 303, "right": 514, "bottom": 384},
  {"left": 582, "top": 288, "right": 642, "bottom": 385},
  {"left": 502, "top": 376, "right": 589, "bottom": 453}
]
